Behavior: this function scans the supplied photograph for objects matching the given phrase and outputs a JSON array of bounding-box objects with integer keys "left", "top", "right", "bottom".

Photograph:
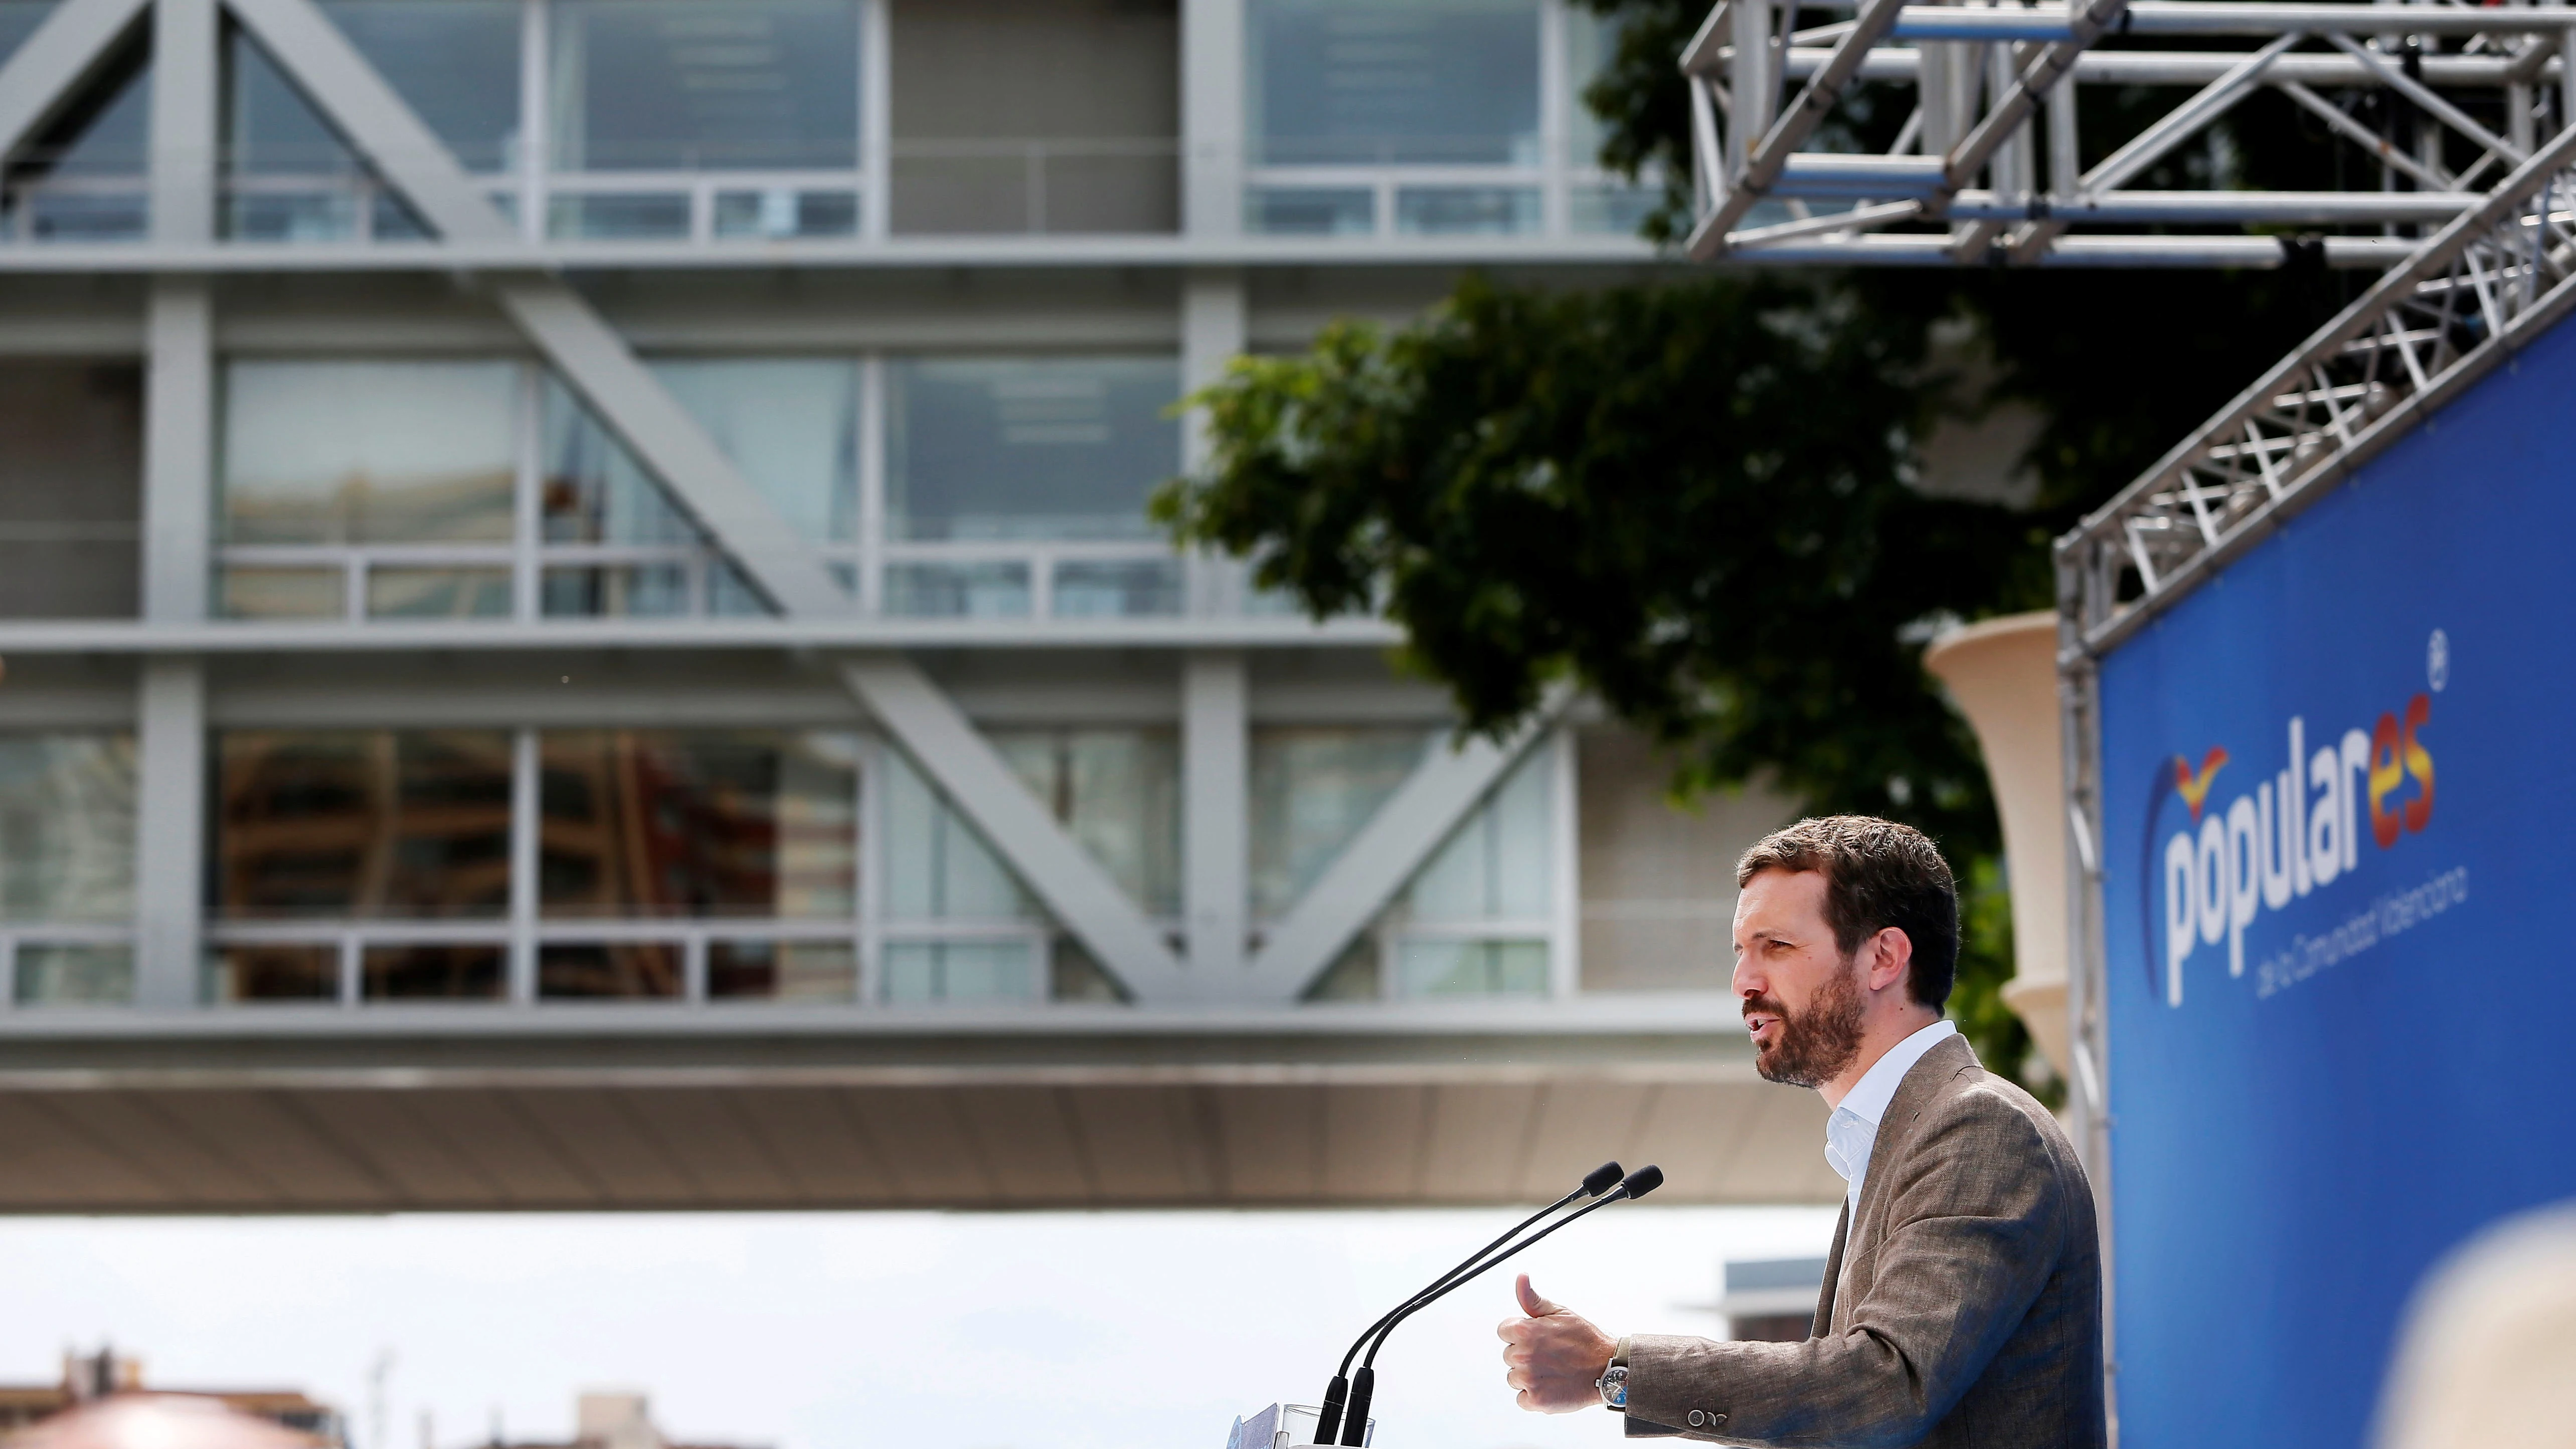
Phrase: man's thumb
[{"left": 1515, "top": 1273, "right": 1563, "bottom": 1317}]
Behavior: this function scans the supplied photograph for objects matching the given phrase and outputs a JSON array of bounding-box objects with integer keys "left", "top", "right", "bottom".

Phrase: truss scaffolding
[
  {"left": 2057, "top": 98, "right": 2576, "bottom": 651},
  {"left": 1682, "top": 0, "right": 2576, "bottom": 267}
]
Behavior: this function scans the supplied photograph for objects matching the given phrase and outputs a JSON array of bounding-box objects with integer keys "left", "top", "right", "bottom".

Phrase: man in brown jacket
[{"left": 1499, "top": 816, "right": 2104, "bottom": 1447}]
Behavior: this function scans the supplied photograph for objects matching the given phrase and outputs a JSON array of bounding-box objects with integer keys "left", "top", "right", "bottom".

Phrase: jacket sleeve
[{"left": 1617, "top": 1092, "right": 2063, "bottom": 1449}]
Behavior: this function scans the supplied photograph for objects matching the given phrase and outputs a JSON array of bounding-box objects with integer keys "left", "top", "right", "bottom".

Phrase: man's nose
[{"left": 1730, "top": 954, "right": 1760, "bottom": 999}]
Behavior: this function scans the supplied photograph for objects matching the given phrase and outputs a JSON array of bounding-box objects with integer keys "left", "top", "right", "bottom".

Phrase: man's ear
[{"left": 1865, "top": 927, "right": 1915, "bottom": 996}]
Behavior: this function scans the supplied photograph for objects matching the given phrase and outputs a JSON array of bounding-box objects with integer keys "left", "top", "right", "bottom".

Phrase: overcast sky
[{"left": 0, "top": 1206, "right": 1839, "bottom": 1449}]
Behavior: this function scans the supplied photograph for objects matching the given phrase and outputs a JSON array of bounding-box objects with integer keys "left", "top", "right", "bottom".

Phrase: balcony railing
[{"left": 0, "top": 138, "right": 1659, "bottom": 248}]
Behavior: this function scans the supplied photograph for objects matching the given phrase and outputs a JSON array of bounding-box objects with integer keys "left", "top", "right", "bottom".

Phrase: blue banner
[{"left": 2095, "top": 316, "right": 2576, "bottom": 1447}]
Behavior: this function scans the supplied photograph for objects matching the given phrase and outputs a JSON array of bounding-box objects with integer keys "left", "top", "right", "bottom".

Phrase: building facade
[{"left": 0, "top": 0, "right": 1836, "bottom": 1211}]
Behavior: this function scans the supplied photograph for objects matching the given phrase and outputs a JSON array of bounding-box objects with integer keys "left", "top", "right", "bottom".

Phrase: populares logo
[{"left": 2141, "top": 694, "right": 2435, "bottom": 1006}]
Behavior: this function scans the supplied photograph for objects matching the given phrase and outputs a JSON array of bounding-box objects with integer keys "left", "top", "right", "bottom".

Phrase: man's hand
[{"left": 1497, "top": 1274, "right": 1619, "bottom": 1414}]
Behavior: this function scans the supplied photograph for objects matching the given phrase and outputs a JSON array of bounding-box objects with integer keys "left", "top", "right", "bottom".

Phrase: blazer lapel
[
  {"left": 1811, "top": 1199, "right": 1849, "bottom": 1337},
  {"left": 1838, "top": 1034, "right": 1981, "bottom": 1310}
]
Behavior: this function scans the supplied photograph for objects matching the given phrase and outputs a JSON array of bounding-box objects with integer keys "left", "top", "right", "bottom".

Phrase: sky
[{"left": 0, "top": 1206, "right": 1840, "bottom": 1449}]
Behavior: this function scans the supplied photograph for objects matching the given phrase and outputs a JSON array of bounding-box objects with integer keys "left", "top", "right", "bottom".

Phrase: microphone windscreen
[
  {"left": 1622, "top": 1165, "right": 1665, "bottom": 1199},
  {"left": 1581, "top": 1161, "right": 1624, "bottom": 1197}
]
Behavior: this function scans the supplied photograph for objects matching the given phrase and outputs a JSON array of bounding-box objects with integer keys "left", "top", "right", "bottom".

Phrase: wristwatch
[{"left": 1596, "top": 1340, "right": 1631, "bottom": 1411}]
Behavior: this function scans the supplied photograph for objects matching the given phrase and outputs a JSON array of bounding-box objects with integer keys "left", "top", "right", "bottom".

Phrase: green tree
[{"left": 1159, "top": 0, "right": 2372, "bottom": 1088}]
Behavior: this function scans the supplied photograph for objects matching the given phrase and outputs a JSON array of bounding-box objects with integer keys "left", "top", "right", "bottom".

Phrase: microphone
[
  {"left": 1312, "top": 1162, "right": 1622, "bottom": 1444},
  {"left": 1335, "top": 1166, "right": 1662, "bottom": 1446}
]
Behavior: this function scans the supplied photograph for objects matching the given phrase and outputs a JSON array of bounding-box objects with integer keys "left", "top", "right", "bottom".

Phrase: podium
[{"left": 1225, "top": 1404, "right": 1372, "bottom": 1449}]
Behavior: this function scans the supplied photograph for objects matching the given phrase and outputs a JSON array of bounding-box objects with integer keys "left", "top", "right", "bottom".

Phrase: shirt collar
[
  {"left": 1834, "top": 1017, "right": 1959, "bottom": 1130},
  {"left": 1821, "top": 1018, "right": 1958, "bottom": 1209}
]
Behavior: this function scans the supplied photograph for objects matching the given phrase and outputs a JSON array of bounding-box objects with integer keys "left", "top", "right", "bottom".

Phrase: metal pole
[{"left": 1733, "top": 0, "right": 1776, "bottom": 178}]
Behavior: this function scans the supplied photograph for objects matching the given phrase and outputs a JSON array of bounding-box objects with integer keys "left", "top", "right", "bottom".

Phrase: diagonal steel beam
[
  {"left": 231, "top": 0, "right": 1194, "bottom": 997},
  {"left": 222, "top": 0, "right": 511, "bottom": 243},
  {"left": 842, "top": 656, "right": 1191, "bottom": 998},
  {"left": 0, "top": 0, "right": 149, "bottom": 163},
  {"left": 1245, "top": 688, "right": 1573, "bottom": 1001},
  {"left": 487, "top": 282, "right": 853, "bottom": 616}
]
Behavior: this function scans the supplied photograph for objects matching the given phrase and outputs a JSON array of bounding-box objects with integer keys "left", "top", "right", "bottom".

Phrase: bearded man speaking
[{"left": 1498, "top": 816, "right": 2104, "bottom": 1447}]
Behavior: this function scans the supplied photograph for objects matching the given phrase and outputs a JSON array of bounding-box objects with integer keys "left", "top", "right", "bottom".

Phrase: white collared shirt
[{"left": 1822, "top": 1018, "right": 1960, "bottom": 1214}]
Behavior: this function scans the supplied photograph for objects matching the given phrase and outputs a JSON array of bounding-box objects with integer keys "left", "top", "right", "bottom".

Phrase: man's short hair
[{"left": 1736, "top": 815, "right": 1961, "bottom": 1012}]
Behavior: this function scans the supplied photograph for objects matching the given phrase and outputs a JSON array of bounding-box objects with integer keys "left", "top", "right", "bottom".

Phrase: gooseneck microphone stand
[
  {"left": 1311, "top": 1162, "right": 1623, "bottom": 1444},
  {"left": 1334, "top": 1166, "right": 1664, "bottom": 1447}
]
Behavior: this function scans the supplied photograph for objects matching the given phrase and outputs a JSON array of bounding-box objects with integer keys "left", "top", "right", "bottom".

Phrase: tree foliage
[
  {"left": 1159, "top": 0, "right": 2381, "bottom": 1083},
  {"left": 1158, "top": 275, "right": 2017, "bottom": 848}
]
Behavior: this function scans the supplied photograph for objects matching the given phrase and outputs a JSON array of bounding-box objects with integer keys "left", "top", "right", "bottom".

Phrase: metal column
[
  {"left": 130, "top": 0, "right": 220, "bottom": 1011},
  {"left": 1181, "top": 0, "right": 1246, "bottom": 235},
  {"left": 1182, "top": 651, "right": 1248, "bottom": 976}
]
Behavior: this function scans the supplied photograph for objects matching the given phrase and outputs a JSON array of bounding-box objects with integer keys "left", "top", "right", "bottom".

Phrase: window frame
[
  {"left": 214, "top": 352, "right": 1190, "bottom": 626},
  {"left": 1240, "top": 0, "right": 1601, "bottom": 240}
]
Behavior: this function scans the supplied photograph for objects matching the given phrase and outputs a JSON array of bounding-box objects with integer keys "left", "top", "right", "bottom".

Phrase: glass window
[
  {"left": 882, "top": 940, "right": 1040, "bottom": 1003},
  {"left": 991, "top": 729, "right": 1180, "bottom": 917},
  {"left": 538, "top": 730, "right": 858, "bottom": 919},
  {"left": 319, "top": 0, "right": 522, "bottom": 172},
  {"left": 1248, "top": 727, "right": 1426, "bottom": 918},
  {"left": 1053, "top": 559, "right": 1182, "bottom": 618},
  {"left": 710, "top": 939, "right": 858, "bottom": 1001},
  {"left": 882, "top": 561, "right": 1030, "bottom": 618},
  {"left": 1385, "top": 741, "right": 1554, "bottom": 999},
  {"left": 1393, "top": 939, "right": 1546, "bottom": 996},
  {"left": 1245, "top": 187, "right": 1373, "bottom": 236},
  {"left": 1402, "top": 742, "right": 1552, "bottom": 923},
  {"left": 16, "top": 945, "right": 134, "bottom": 1005},
  {"left": 542, "top": 369, "right": 834, "bottom": 613},
  {"left": 1570, "top": 183, "right": 1657, "bottom": 235},
  {"left": 0, "top": 735, "right": 135, "bottom": 922},
  {"left": 0, "top": 3, "right": 51, "bottom": 64},
  {"left": 539, "top": 942, "right": 681, "bottom": 998},
  {"left": 714, "top": 187, "right": 858, "bottom": 239},
  {"left": 363, "top": 944, "right": 507, "bottom": 1000},
  {"left": 549, "top": 0, "right": 861, "bottom": 171},
  {"left": 10, "top": 50, "right": 150, "bottom": 242},
  {"left": 1248, "top": 0, "right": 1539, "bottom": 165},
  {"left": 547, "top": 192, "right": 690, "bottom": 240},
  {"left": 221, "top": 567, "right": 344, "bottom": 620},
  {"left": 655, "top": 359, "right": 857, "bottom": 541},
  {"left": 209, "top": 945, "right": 339, "bottom": 1003},
  {"left": 1395, "top": 185, "right": 1538, "bottom": 235},
  {"left": 212, "top": 731, "right": 513, "bottom": 920},
  {"left": 36, "top": 55, "right": 149, "bottom": 180},
  {"left": 887, "top": 356, "right": 1179, "bottom": 541},
  {"left": 221, "top": 361, "right": 518, "bottom": 545},
  {"left": 367, "top": 567, "right": 512, "bottom": 620},
  {"left": 540, "top": 563, "right": 691, "bottom": 618},
  {"left": 542, "top": 377, "right": 706, "bottom": 547},
  {"left": 880, "top": 751, "right": 1035, "bottom": 922},
  {"left": 1564, "top": 9, "right": 1622, "bottom": 169},
  {"left": 227, "top": 29, "right": 353, "bottom": 178}
]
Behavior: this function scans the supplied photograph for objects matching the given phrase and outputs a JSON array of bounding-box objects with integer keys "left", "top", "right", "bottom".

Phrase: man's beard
[{"left": 1748, "top": 962, "right": 1866, "bottom": 1089}]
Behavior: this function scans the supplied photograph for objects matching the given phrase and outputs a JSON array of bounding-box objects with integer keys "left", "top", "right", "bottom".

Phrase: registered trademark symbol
[{"left": 2428, "top": 629, "right": 2449, "bottom": 692}]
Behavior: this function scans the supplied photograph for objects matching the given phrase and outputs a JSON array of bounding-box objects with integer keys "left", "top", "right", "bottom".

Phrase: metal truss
[
  {"left": 0, "top": 0, "right": 1546, "bottom": 1005},
  {"left": 1682, "top": 0, "right": 2576, "bottom": 267},
  {"left": 2056, "top": 113, "right": 2576, "bottom": 654}
]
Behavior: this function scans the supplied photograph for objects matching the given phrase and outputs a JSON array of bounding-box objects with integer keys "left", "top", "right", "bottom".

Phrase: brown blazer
[{"left": 1622, "top": 1034, "right": 2104, "bottom": 1448}]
